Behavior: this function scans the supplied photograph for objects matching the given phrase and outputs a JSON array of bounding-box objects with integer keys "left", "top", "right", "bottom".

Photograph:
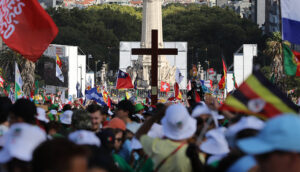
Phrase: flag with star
[{"left": 116, "top": 70, "right": 133, "bottom": 89}]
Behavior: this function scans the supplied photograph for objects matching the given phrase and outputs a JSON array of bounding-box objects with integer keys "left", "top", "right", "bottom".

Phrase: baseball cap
[
  {"left": 238, "top": 114, "right": 300, "bottom": 155},
  {"left": 161, "top": 104, "right": 196, "bottom": 140},
  {"left": 0, "top": 123, "right": 46, "bottom": 163},
  {"left": 60, "top": 110, "right": 73, "bottom": 125},
  {"left": 69, "top": 130, "right": 101, "bottom": 147},
  {"left": 105, "top": 118, "right": 126, "bottom": 131},
  {"left": 36, "top": 107, "right": 49, "bottom": 123},
  {"left": 135, "top": 103, "right": 144, "bottom": 112},
  {"left": 226, "top": 116, "right": 264, "bottom": 148}
]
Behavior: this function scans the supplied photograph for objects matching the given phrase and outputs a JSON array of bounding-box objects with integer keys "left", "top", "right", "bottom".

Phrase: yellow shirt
[{"left": 140, "top": 135, "right": 192, "bottom": 172}]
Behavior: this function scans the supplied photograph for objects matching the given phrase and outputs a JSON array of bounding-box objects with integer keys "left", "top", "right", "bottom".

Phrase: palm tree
[
  {"left": 0, "top": 48, "right": 35, "bottom": 96},
  {"left": 264, "top": 32, "right": 287, "bottom": 91}
]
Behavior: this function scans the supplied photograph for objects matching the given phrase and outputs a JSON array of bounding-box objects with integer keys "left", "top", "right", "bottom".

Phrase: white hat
[
  {"left": 191, "top": 103, "right": 211, "bottom": 118},
  {"left": 36, "top": 107, "right": 49, "bottom": 123},
  {"left": 161, "top": 104, "right": 196, "bottom": 140},
  {"left": 131, "top": 137, "right": 142, "bottom": 150},
  {"left": 69, "top": 130, "right": 101, "bottom": 147},
  {"left": 225, "top": 116, "right": 264, "bottom": 148},
  {"left": 200, "top": 127, "right": 229, "bottom": 155},
  {"left": 126, "top": 122, "right": 141, "bottom": 134},
  {"left": 50, "top": 109, "right": 57, "bottom": 115},
  {"left": 147, "top": 123, "right": 164, "bottom": 139},
  {"left": 0, "top": 123, "right": 46, "bottom": 163},
  {"left": 60, "top": 110, "right": 73, "bottom": 125}
]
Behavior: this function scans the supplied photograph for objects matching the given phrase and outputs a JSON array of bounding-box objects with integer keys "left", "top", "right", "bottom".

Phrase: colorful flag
[
  {"left": 207, "top": 68, "right": 214, "bottom": 75},
  {"left": 281, "top": 0, "right": 300, "bottom": 44},
  {"left": 0, "top": 76, "right": 4, "bottom": 88},
  {"left": 233, "top": 73, "right": 238, "bottom": 89},
  {"left": 116, "top": 70, "right": 133, "bottom": 89},
  {"left": 15, "top": 63, "right": 23, "bottom": 100},
  {"left": 204, "top": 80, "right": 213, "bottom": 88},
  {"left": 56, "top": 55, "right": 64, "bottom": 82},
  {"left": 219, "top": 76, "right": 226, "bottom": 90},
  {"left": 85, "top": 88, "right": 106, "bottom": 106},
  {"left": 0, "top": 0, "right": 58, "bottom": 62},
  {"left": 283, "top": 44, "right": 300, "bottom": 76},
  {"left": 219, "top": 68, "right": 299, "bottom": 119},
  {"left": 160, "top": 81, "right": 170, "bottom": 92},
  {"left": 187, "top": 80, "right": 192, "bottom": 91}
]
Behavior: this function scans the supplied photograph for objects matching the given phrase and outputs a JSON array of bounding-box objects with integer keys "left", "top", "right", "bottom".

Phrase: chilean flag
[
  {"left": 281, "top": 0, "right": 300, "bottom": 44},
  {"left": 116, "top": 70, "right": 134, "bottom": 89}
]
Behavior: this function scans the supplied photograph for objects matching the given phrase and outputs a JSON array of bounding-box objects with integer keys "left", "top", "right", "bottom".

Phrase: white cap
[
  {"left": 60, "top": 110, "right": 73, "bottom": 125},
  {"left": 126, "top": 122, "right": 141, "bottom": 134},
  {"left": 225, "top": 116, "right": 264, "bottom": 148},
  {"left": 147, "top": 123, "right": 164, "bottom": 139},
  {"left": 191, "top": 103, "right": 211, "bottom": 118},
  {"left": 131, "top": 137, "right": 142, "bottom": 150},
  {"left": 0, "top": 123, "right": 47, "bottom": 162},
  {"left": 200, "top": 127, "right": 229, "bottom": 155},
  {"left": 36, "top": 107, "right": 49, "bottom": 123},
  {"left": 69, "top": 130, "right": 101, "bottom": 147},
  {"left": 161, "top": 104, "right": 196, "bottom": 140}
]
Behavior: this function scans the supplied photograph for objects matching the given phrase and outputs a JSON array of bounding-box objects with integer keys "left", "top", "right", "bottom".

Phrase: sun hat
[
  {"left": 105, "top": 118, "right": 126, "bottom": 131},
  {"left": 135, "top": 103, "right": 144, "bottom": 112},
  {"left": 226, "top": 156, "right": 257, "bottom": 172},
  {"left": 191, "top": 103, "right": 211, "bottom": 118},
  {"left": 126, "top": 122, "right": 141, "bottom": 134},
  {"left": 131, "top": 137, "right": 142, "bottom": 150},
  {"left": 161, "top": 104, "right": 196, "bottom": 140},
  {"left": 60, "top": 110, "right": 73, "bottom": 125},
  {"left": 200, "top": 127, "right": 229, "bottom": 155},
  {"left": 36, "top": 107, "right": 49, "bottom": 123},
  {"left": 69, "top": 130, "right": 101, "bottom": 147},
  {"left": 226, "top": 116, "right": 264, "bottom": 148},
  {"left": 0, "top": 123, "right": 46, "bottom": 163},
  {"left": 147, "top": 123, "right": 164, "bottom": 138},
  {"left": 238, "top": 114, "right": 300, "bottom": 155}
]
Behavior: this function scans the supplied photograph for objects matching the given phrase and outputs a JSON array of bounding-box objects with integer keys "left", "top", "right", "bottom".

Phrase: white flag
[
  {"left": 56, "top": 64, "right": 64, "bottom": 82},
  {"left": 15, "top": 63, "right": 24, "bottom": 100}
]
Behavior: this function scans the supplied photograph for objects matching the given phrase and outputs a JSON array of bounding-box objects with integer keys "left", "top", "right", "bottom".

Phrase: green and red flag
[
  {"left": 283, "top": 43, "right": 300, "bottom": 76},
  {"left": 219, "top": 68, "right": 299, "bottom": 119}
]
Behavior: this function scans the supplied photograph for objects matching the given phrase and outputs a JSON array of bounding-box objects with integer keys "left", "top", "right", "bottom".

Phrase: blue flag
[{"left": 85, "top": 88, "right": 106, "bottom": 106}]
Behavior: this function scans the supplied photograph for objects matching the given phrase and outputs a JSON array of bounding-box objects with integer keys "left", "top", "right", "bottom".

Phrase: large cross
[{"left": 131, "top": 30, "right": 178, "bottom": 105}]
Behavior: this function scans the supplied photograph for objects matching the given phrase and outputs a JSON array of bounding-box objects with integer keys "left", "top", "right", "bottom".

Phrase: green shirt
[{"left": 113, "top": 153, "right": 134, "bottom": 172}]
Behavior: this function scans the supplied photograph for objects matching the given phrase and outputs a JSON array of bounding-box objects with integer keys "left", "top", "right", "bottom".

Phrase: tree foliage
[{"left": 47, "top": 4, "right": 264, "bottom": 73}]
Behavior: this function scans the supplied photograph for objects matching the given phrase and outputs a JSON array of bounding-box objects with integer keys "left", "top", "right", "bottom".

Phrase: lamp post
[{"left": 95, "top": 60, "right": 101, "bottom": 86}]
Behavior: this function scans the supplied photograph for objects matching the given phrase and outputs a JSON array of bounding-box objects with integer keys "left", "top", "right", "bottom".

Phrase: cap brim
[
  {"left": 237, "top": 137, "right": 274, "bottom": 155},
  {"left": 0, "top": 148, "right": 12, "bottom": 163}
]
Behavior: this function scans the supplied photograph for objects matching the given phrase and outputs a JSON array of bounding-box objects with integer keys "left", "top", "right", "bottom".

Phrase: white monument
[
  {"left": 120, "top": 42, "right": 187, "bottom": 88},
  {"left": 234, "top": 44, "right": 257, "bottom": 86},
  {"left": 119, "top": 0, "right": 187, "bottom": 88}
]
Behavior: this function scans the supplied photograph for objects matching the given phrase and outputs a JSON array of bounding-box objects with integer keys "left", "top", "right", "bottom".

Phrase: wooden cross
[{"left": 131, "top": 30, "right": 178, "bottom": 105}]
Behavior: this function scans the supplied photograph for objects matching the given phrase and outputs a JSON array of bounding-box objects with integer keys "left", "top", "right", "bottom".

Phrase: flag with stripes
[{"left": 219, "top": 68, "right": 299, "bottom": 119}]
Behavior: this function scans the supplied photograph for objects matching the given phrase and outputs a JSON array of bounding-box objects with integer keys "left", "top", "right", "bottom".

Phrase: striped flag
[{"left": 219, "top": 68, "right": 299, "bottom": 119}]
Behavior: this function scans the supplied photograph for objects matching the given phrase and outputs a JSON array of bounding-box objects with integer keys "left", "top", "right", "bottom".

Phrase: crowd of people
[{"left": 0, "top": 86, "right": 299, "bottom": 172}]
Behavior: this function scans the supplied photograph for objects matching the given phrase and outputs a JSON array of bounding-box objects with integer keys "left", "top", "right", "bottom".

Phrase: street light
[{"left": 95, "top": 60, "right": 101, "bottom": 86}]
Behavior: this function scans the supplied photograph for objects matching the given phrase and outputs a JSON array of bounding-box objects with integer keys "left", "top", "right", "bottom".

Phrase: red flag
[
  {"left": 187, "top": 80, "right": 192, "bottom": 91},
  {"left": 174, "top": 82, "right": 179, "bottom": 97},
  {"left": 116, "top": 70, "right": 133, "bottom": 89},
  {"left": 195, "top": 90, "right": 201, "bottom": 102},
  {"left": 107, "top": 96, "right": 112, "bottom": 109},
  {"left": 160, "top": 81, "right": 170, "bottom": 92},
  {"left": 0, "top": 0, "right": 58, "bottom": 62},
  {"left": 218, "top": 76, "right": 226, "bottom": 90}
]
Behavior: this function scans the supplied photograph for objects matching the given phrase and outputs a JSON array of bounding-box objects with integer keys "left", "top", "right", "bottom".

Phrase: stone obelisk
[{"left": 139, "top": 0, "right": 176, "bottom": 87}]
